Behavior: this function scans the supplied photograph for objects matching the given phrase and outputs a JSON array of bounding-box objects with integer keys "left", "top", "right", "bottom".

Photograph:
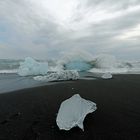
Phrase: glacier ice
[
  {"left": 101, "top": 72, "right": 112, "bottom": 79},
  {"left": 65, "top": 61, "right": 92, "bottom": 71},
  {"left": 56, "top": 94, "right": 97, "bottom": 131},
  {"left": 18, "top": 57, "right": 48, "bottom": 76},
  {"left": 34, "top": 70, "right": 79, "bottom": 82},
  {"left": 58, "top": 50, "right": 93, "bottom": 71}
]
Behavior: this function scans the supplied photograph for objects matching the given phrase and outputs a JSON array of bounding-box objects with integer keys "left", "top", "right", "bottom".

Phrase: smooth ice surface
[
  {"left": 56, "top": 94, "right": 97, "bottom": 131},
  {"left": 18, "top": 57, "right": 48, "bottom": 76},
  {"left": 65, "top": 61, "right": 92, "bottom": 71},
  {"left": 101, "top": 73, "right": 112, "bottom": 79},
  {"left": 34, "top": 70, "right": 79, "bottom": 82}
]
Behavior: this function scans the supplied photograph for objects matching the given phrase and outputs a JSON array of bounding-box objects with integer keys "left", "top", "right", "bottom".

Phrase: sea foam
[{"left": 1, "top": 53, "right": 140, "bottom": 75}]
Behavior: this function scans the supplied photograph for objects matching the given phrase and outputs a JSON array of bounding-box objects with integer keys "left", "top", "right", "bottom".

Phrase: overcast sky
[{"left": 0, "top": 0, "right": 140, "bottom": 60}]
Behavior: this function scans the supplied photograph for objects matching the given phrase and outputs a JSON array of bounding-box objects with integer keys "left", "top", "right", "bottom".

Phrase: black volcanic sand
[{"left": 0, "top": 75, "right": 140, "bottom": 140}]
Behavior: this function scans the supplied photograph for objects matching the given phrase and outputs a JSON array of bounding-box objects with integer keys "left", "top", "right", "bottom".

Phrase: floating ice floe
[
  {"left": 34, "top": 70, "right": 79, "bottom": 82},
  {"left": 101, "top": 72, "right": 112, "bottom": 79},
  {"left": 56, "top": 94, "right": 97, "bottom": 131},
  {"left": 18, "top": 57, "right": 48, "bottom": 76}
]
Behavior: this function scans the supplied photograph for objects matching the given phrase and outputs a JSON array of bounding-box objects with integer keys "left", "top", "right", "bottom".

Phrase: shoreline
[
  {"left": 1, "top": 73, "right": 140, "bottom": 94},
  {"left": 0, "top": 74, "right": 140, "bottom": 139}
]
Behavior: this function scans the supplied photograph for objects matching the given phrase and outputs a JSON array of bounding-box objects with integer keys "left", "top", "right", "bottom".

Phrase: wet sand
[{"left": 0, "top": 74, "right": 140, "bottom": 140}]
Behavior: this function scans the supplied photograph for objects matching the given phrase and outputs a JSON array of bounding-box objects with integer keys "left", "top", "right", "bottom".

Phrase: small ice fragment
[
  {"left": 101, "top": 72, "right": 112, "bottom": 79},
  {"left": 56, "top": 94, "right": 97, "bottom": 131}
]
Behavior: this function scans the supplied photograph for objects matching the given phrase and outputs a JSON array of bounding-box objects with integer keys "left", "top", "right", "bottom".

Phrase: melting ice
[
  {"left": 1, "top": 53, "right": 140, "bottom": 75},
  {"left": 34, "top": 70, "right": 79, "bottom": 82},
  {"left": 18, "top": 57, "right": 48, "bottom": 76},
  {"left": 56, "top": 94, "right": 97, "bottom": 131}
]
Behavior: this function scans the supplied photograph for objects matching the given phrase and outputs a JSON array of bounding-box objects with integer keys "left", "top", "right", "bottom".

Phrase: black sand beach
[{"left": 0, "top": 74, "right": 140, "bottom": 140}]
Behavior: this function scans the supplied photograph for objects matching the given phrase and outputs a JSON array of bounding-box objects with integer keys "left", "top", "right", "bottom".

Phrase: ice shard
[{"left": 56, "top": 94, "right": 97, "bottom": 131}]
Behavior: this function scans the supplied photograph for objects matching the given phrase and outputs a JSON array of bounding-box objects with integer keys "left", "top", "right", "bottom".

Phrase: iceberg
[
  {"left": 34, "top": 70, "right": 79, "bottom": 82},
  {"left": 58, "top": 50, "right": 93, "bottom": 71},
  {"left": 65, "top": 61, "right": 92, "bottom": 71},
  {"left": 18, "top": 57, "right": 48, "bottom": 76},
  {"left": 101, "top": 72, "right": 112, "bottom": 79},
  {"left": 56, "top": 94, "right": 97, "bottom": 131}
]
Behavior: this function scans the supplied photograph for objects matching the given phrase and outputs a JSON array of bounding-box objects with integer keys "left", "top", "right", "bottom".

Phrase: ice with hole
[{"left": 56, "top": 94, "right": 97, "bottom": 131}]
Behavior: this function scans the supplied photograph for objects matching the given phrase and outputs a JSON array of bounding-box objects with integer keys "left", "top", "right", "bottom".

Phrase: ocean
[{"left": 0, "top": 55, "right": 140, "bottom": 93}]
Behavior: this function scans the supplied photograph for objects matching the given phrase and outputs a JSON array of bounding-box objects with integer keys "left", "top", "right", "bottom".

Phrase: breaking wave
[
  {"left": 0, "top": 59, "right": 20, "bottom": 74},
  {"left": 0, "top": 54, "right": 140, "bottom": 75}
]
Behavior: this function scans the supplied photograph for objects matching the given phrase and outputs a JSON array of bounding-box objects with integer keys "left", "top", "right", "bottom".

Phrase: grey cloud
[{"left": 0, "top": 0, "right": 140, "bottom": 59}]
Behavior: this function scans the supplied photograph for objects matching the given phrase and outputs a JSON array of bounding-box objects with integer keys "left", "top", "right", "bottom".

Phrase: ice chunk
[
  {"left": 58, "top": 50, "right": 93, "bottom": 71},
  {"left": 34, "top": 70, "right": 79, "bottom": 82},
  {"left": 65, "top": 61, "right": 92, "bottom": 71},
  {"left": 101, "top": 72, "right": 112, "bottom": 79},
  {"left": 56, "top": 94, "right": 97, "bottom": 131},
  {"left": 18, "top": 57, "right": 48, "bottom": 76}
]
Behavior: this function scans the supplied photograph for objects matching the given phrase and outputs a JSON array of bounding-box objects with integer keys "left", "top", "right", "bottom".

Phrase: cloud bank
[{"left": 0, "top": 0, "right": 140, "bottom": 60}]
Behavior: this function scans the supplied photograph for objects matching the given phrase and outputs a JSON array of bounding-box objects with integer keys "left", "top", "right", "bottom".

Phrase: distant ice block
[
  {"left": 18, "top": 57, "right": 48, "bottom": 76},
  {"left": 101, "top": 72, "right": 112, "bottom": 79},
  {"left": 56, "top": 94, "right": 97, "bottom": 131},
  {"left": 65, "top": 61, "right": 92, "bottom": 71},
  {"left": 34, "top": 70, "right": 79, "bottom": 82}
]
